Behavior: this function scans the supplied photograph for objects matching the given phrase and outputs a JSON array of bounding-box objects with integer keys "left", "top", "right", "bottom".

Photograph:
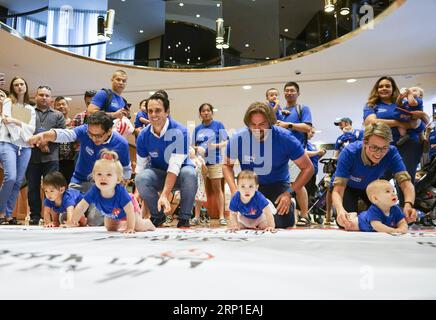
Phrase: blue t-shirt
[
  {"left": 281, "top": 104, "right": 312, "bottom": 145},
  {"left": 84, "top": 184, "right": 131, "bottom": 220},
  {"left": 334, "top": 129, "right": 364, "bottom": 152},
  {"left": 306, "top": 141, "right": 319, "bottom": 176},
  {"left": 229, "top": 191, "right": 269, "bottom": 219},
  {"left": 394, "top": 98, "right": 424, "bottom": 141},
  {"left": 429, "top": 128, "right": 436, "bottom": 159},
  {"left": 71, "top": 125, "right": 131, "bottom": 184},
  {"left": 91, "top": 89, "right": 126, "bottom": 113},
  {"left": 134, "top": 111, "right": 149, "bottom": 129},
  {"left": 136, "top": 118, "right": 192, "bottom": 171},
  {"left": 43, "top": 188, "right": 83, "bottom": 214},
  {"left": 364, "top": 102, "right": 404, "bottom": 143},
  {"left": 268, "top": 101, "right": 284, "bottom": 121},
  {"left": 333, "top": 141, "right": 407, "bottom": 190},
  {"left": 226, "top": 126, "right": 305, "bottom": 185},
  {"left": 358, "top": 204, "right": 406, "bottom": 232},
  {"left": 193, "top": 120, "right": 228, "bottom": 165}
]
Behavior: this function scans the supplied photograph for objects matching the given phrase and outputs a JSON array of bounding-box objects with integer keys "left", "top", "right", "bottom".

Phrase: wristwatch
[{"left": 288, "top": 123, "right": 293, "bottom": 129}]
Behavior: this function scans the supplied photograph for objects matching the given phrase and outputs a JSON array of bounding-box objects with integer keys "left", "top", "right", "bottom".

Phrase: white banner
[{"left": 0, "top": 226, "right": 435, "bottom": 299}]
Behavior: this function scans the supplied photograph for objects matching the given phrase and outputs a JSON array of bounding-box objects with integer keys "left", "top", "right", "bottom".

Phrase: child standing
[
  {"left": 189, "top": 147, "right": 208, "bottom": 225},
  {"left": 42, "top": 171, "right": 85, "bottom": 227},
  {"left": 228, "top": 170, "right": 276, "bottom": 232},
  {"left": 70, "top": 149, "right": 156, "bottom": 233},
  {"left": 344, "top": 179, "right": 408, "bottom": 234}
]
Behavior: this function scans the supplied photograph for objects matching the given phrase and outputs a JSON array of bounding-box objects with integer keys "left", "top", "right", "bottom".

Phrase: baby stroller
[
  {"left": 308, "top": 158, "right": 337, "bottom": 224},
  {"left": 414, "top": 156, "right": 436, "bottom": 226}
]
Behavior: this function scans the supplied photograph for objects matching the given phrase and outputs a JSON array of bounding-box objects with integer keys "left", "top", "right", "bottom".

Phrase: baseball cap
[{"left": 334, "top": 117, "right": 352, "bottom": 126}]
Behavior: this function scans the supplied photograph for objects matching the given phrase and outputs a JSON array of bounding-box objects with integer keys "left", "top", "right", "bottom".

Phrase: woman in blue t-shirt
[
  {"left": 363, "top": 76, "right": 424, "bottom": 183},
  {"left": 194, "top": 103, "right": 229, "bottom": 225}
]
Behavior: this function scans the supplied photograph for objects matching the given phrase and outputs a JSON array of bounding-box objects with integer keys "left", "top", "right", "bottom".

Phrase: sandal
[
  {"left": 190, "top": 217, "right": 200, "bottom": 226},
  {"left": 0, "top": 217, "right": 19, "bottom": 225},
  {"left": 296, "top": 216, "right": 311, "bottom": 227}
]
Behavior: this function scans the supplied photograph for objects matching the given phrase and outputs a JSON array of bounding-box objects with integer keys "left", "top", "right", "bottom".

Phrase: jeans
[
  {"left": 26, "top": 160, "right": 59, "bottom": 219},
  {"left": 0, "top": 143, "right": 31, "bottom": 217},
  {"left": 135, "top": 166, "right": 197, "bottom": 220},
  {"left": 69, "top": 181, "right": 104, "bottom": 226},
  {"left": 259, "top": 182, "right": 295, "bottom": 228}
]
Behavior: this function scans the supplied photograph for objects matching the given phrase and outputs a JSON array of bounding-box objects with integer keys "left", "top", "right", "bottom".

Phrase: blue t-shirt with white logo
[
  {"left": 136, "top": 118, "right": 192, "bottom": 171},
  {"left": 333, "top": 141, "right": 406, "bottom": 190},
  {"left": 134, "top": 111, "right": 149, "bottom": 129},
  {"left": 358, "top": 204, "right": 405, "bottom": 232},
  {"left": 43, "top": 188, "right": 83, "bottom": 214},
  {"left": 229, "top": 191, "right": 269, "bottom": 219},
  {"left": 226, "top": 126, "right": 305, "bottom": 185},
  {"left": 193, "top": 120, "right": 228, "bottom": 165},
  {"left": 281, "top": 104, "right": 312, "bottom": 145},
  {"left": 334, "top": 129, "right": 364, "bottom": 152},
  {"left": 71, "top": 125, "right": 131, "bottom": 184},
  {"left": 364, "top": 102, "right": 403, "bottom": 143},
  {"left": 393, "top": 98, "right": 425, "bottom": 141},
  {"left": 91, "top": 89, "right": 126, "bottom": 113},
  {"left": 84, "top": 184, "right": 131, "bottom": 220}
]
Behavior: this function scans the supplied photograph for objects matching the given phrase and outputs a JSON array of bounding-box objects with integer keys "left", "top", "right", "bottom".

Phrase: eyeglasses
[
  {"left": 87, "top": 130, "right": 108, "bottom": 140},
  {"left": 37, "top": 85, "right": 52, "bottom": 91},
  {"left": 367, "top": 144, "right": 389, "bottom": 153}
]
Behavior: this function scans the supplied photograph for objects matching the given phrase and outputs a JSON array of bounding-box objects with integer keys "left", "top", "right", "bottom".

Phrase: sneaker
[
  {"left": 396, "top": 134, "right": 410, "bottom": 147},
  {"left": 177, "top": 218, "right": 190, "bottom": 228},
  {"left": 190, "top": 217, "right": 200, "bottom": 226},
  {"left": 219, "top": 218, "right": 227, "bottom": 226},
  {"left": 151, "top": 215, "right": 167, "bottom": 227},
  {"left": 162, "top": 215, "right": 174, "bottom": 227}
]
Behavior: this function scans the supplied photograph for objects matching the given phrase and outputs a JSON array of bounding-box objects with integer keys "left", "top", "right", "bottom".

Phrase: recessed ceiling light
[
  {"left": 198, "top": 57, "right": 201, "bottom": 60},
  {"left": 139, "top": 30, "right": 144, "bottom": 33},
  {"left": 243, "top": 85, "right": 252, "bottom": 90},
  {"left": 179, "top": 2, "right": 184, "bottom": 7},
  {"left": 346, "top": 79, "right": 357, "bottom": 83},
  {"left": 217, "top": 3, "right": 221, "bottom": 7},
  {"left": 169, "top": 57, "right": 172, "bottom": 60},
  {"left": 284, "top": 28, "right": 289, "bottom": 32},
  {"left": 149, "top": 91, "right": 155, "bottom": 95},
  {"left": 178, "top": 42, "right": 181, "bottom": 45},
  {"left": 245, "top": 43, "right": 250, "bottom": 48},
  {"left": 121, "top": 0, "right": 126, "bottom": 2},
  {"left": 213, "top": 108, "right": 218, "bottom": 112},
  {"left": 65, "top": 97, "right": 72, "bottom": 101},
  {"left": 168, "top": 45, "right": 171, "bottom": 49},
  {"left": 196, "top": 14, "right": 200, "bottom": 18},
  {"left": 266, "top": 57, "right": 270, "bottom": 60}
]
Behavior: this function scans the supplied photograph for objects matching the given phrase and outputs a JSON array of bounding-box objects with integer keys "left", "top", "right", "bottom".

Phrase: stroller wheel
[
  {"left": 422, "top": 216, "right": 433, "bottom": 226},
  {"left": 316, "top": 217, "right": 324, "bottom": 225}
]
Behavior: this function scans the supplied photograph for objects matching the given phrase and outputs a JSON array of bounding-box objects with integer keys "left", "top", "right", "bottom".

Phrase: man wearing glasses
[
  {"left": 332, "top": 122, "right": 416, "bottom": 229},
  {"left": 26, "top": 86, "right": 65, "bottom": 225},
  {"left": 28, "top": 111, "right": 131, "bottom": 226}
]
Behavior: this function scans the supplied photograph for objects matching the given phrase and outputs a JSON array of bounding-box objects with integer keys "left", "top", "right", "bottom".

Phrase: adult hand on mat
[
  {"left": 158, "top": 194, "right": 171, "bottom": 214},
  {"left": 336, "top": 210, "right": 353, "bottom": 229},
  {"left": 275, "top": 192, "right": 292, "bottom": 215},
  {"left": 403, "top": 203, "right": 417, "bottom": 223}
]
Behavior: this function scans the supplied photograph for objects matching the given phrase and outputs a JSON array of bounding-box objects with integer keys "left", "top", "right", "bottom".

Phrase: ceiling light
[
  {"left": 242, "top": 85, "right": 252, "bottom": 90},
  {"left": 121, "top": 0, "right": 126, "bottom": 2},
  {"left": 245, "top": 43, "right": 250, "bottom": 48},
  {"left": 284, "top": 28, "right": 289, "bottom": 32},
  {"left": 266, "top": 57, "right": 270, "bottom": 60},
  {"left": 324, "top": 0, "right": 335, "bottom": 13},
  {"left": 196, "top": 14, "right": 200, "bottom": 18},
  {"left": 346, "top": 79, "right": 357, "bottom": 83},
  {"left": 178, "top": 42, "right": 181, "bottom": 45},
  {"left": 340, "top": 7, "right": 350, "bottom": 15},
  {"left": 217, "top": 3, "right": 221, "bottom": 7},
  {"left": 168, "top": 45, "right": 171, "bottom": 49},
  {"left": 139, "top": 30, "right": 143, "bottom": 33},
  {"left": 198, "top": 57, "right": 201, "bottom": 60},
  {"left": 213, "top": 108, "right": 218, "bottom": 112},
  {"left": 179, "top": 2, "right": 184, "bottom": 7},
  {"left": 65, "top": 97, "right": 72, "bottom": 101},
  {"left": 149, "top": 91, "right": 155, "bottom": 95},
  {"left": 169, "top": 56, "right": 172, "bottom": 60}
]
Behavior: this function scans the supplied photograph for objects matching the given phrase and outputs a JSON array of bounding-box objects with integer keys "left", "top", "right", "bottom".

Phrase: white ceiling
[{"left": 0, "top": 0, "right": 435, "bottom": 145}]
